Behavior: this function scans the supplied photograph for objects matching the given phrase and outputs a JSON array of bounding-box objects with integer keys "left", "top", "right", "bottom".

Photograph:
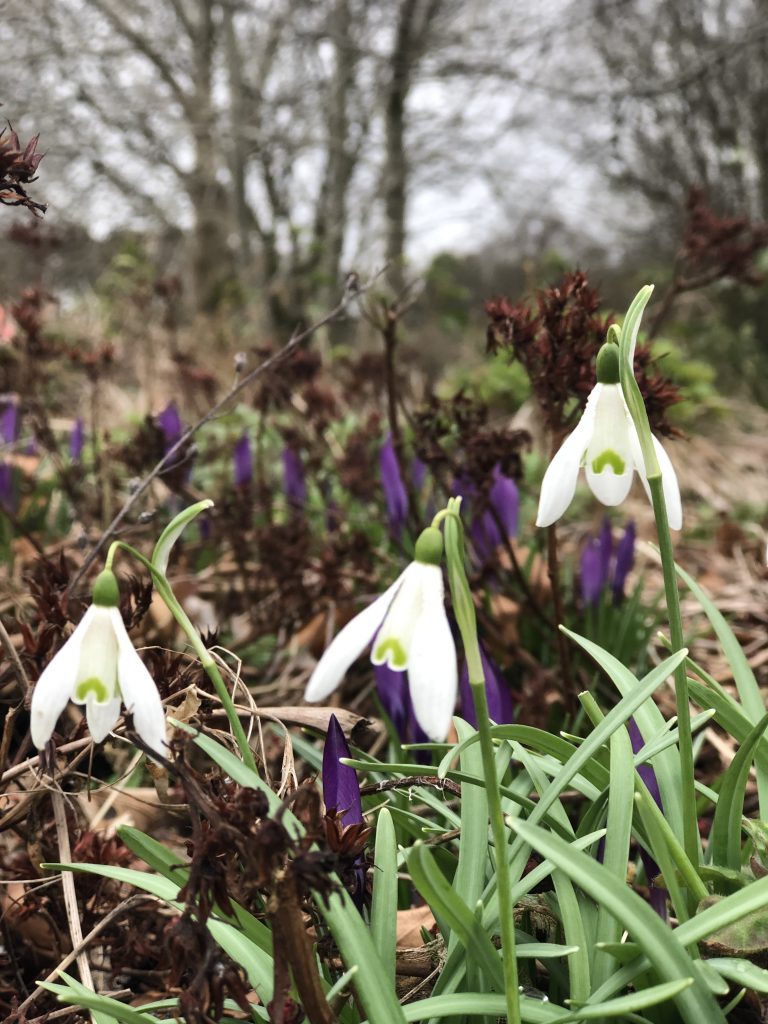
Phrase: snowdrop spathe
[
  {"left": 536, "top": 342, "right": 682, "bottom": 530},
  {"left": 304, "top": 527, "right": 457, "bottom": 741},
  {"left": 30, "top": 569, "right": 166, "bottom": 757}
]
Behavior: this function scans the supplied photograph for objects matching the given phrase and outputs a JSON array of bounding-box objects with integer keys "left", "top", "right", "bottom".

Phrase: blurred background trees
[{"left": 1, "top": 0, "right": 768, "bottom": 398}]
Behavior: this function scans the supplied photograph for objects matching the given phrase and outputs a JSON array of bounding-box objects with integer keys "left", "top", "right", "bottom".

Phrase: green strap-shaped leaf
[
  {"left": 370, "top": 807, "right": 398, "bottom": 986},
  {"left": 709, "top": 712, "right": 768, "bottom": 870}
]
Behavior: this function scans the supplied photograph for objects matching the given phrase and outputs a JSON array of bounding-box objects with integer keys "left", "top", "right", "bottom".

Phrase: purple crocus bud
[
  {"left": 0, "top": 462, "right": 13, "bottom": 509},
  {"left": 599, "top": 517, "right": 613, "bottom": 577},
  {"left": 157, "top": 402, "right": 183, "bottom": 451},
  {"left": 379, "top": 434, "right": 408, "bottom": 538},
  {"left": 70, "top": 418, "right": 85, "bottom": 461},
  {"left": 0, "top": 402, "right": 18, "bottom": 445},
  {"left": 411, "top": 456, "right": 427, "bottom": 492},
  {"left": 233, "top": 432, "right": 252, "bottom": 487},
  {"left": 459, "top": 644, "right": 514, "bottom": 727},
  {"left": 580, "top": 538, "right": 605, "bottom": 607},
  {"left": 282, "top": 446, "right": 307, "bottom": 509},
  {"left": 322, "top": 714, "right": 363, "bottom": 826},
  {"left": 612, "top": 520, "right": 636, "bottom": 604}
]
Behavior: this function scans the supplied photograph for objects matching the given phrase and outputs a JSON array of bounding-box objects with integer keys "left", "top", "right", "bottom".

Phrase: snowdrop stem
[
  {"left": 648, "top": 477, "right": 700, "bottom": 875},
  {"left": 106, "top": 541, "right": 257, "bottom": 772},
  {"left": 442, "top": 499, "right": 521, "bottom": 1023},
  {"left": 618, "top": 289, "right": 699, "bottom": 873}
]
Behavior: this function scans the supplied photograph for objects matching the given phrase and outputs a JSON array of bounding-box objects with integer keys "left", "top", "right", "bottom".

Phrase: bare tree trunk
[{"left": 382, "top": 0, "right": 443, "bottom": 292}]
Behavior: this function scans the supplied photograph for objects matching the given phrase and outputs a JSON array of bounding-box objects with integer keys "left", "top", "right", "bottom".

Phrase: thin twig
[
  {"left": 70, "top": 269, "right": 385, "bottom": 591},
  {"left": 50, "top": 789, "right": 94, "bottom": 990},
  {"left": 359, "top": 776, "right": 461, "bottom": 797},
  {"left": 0, "top": 613, "right": 31, "bottom": 698}
]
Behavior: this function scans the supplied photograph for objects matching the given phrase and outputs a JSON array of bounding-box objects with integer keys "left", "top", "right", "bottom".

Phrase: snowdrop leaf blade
[
  {"left": 152, "top": 499, "right": 214, "bottom": 577},
  {"left": 305, "top": 575, "right": 402, "bottom": 702},
  {"left": 407, "top": 571, "right": 457, "bottom": 741},
  {"left": 535, "top": 417, "right": 591, "bottom": 527}
]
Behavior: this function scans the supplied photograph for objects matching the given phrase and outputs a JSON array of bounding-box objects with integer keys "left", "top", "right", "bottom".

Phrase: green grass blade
[
  {"left": 370, "top": 807, "right": 398, "bottom": 985},
  {"left": 593, "top": 724, "right": 634, "bottom": 990},
  {"left": 675, "top": 561, "right": 768, "bottom": 818},
  {"left": 708, "top": 712, "right": 768, "bottom": 870}
]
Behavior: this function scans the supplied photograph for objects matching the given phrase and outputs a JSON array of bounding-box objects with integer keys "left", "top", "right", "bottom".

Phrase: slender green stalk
[
  {"left": 440, "top": 500, "right": 521, "bottom": 1023},
  {"left": 648, "top": 476, "right": 699, "bottom": 871},
  {"left": 107, "top": 540, "right": 257, "bottom": 772}
]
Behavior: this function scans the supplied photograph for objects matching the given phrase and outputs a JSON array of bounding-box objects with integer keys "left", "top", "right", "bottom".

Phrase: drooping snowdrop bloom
[
  {"left": 305, "top": 527, "right": 457, "bottom": 741},
  {"left": 30, "top": 569, "right": 166, "bottom": 758},
  {"left": 536, "top": 342, "right": 682, "bottom": 530}
]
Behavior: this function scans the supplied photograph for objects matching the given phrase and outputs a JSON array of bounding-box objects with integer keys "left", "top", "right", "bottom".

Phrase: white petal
[
  {"left": 652, "top": 435, "right": 683, "bottom": 531},
  {"left": 71, "top": 606, "right": 119, "bottom": 705},
  {"left": 535, "top": 390, "right": 599, "bottom": 528},
  {"left": 629, "top": 429, "right": 683, "bottom": 531},
  {"left": 304, "top": 573, "right": 404, "bottom": 702},
  {"left": 29, "top": 607, "right": 95, "bottom": 749},
  {"left": 584, "top": 385, "right": 635, "bottom": 506},
  {"left": 114, "top": 613, "right": 167, "bottom": 758},
  {"left": 85, "top": 696, "right": 122, "bottom": 743},
  {"left": 406, "top": 569, "right": 457, "bottom": 741},
  {"left": 371, "top": 563, "right": 425, "bottom": 670}
]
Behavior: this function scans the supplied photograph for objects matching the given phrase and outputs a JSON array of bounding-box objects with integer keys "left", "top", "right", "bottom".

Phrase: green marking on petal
[
  {"left": 591, "top": 449, "right": 626, "bottom": 475},
  {"left": 75, "top": 677, "right": 110, "bottom": 703},
  {"left": 373, "top": 638, "right": 408, "bottom": 670}
]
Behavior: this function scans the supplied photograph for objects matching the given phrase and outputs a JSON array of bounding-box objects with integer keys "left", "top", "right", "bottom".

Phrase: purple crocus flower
[
  {"left": 627, "top": 717, "right": 668, "bottom": 920},
  {"left": 0, "top": 463, "right": 13, "bottom": 508},
  {"left": 282, "top": 446, "right": 307, "bottom": 509},
  {"left": 322, "top": 714, "right": 363, "bottom": 827},
  {"left": 379, "top": 434, "right": 408, "bottom": 538},
  {"left": 70, "top": 418, "right": 85, "bottom": 461},
  {"left": 612, "top": 520, "right": 636, "bottom": 604},
  {"left": 469, "top": 466, "right": 519, "bottom": 562},
  {"left": 581, "top": 518, "right": 613, "bottom": 607},
  {"left": 157, "top": 402, "right": 183, "bottom": 451},
  {"left": 233, "top": 432, "right": 252, "bottom": 488},
  {"left": 374, "top": 661, "right": 409, "bottom": 738},
  {"left": 411, "top": 456, "right": 427, "bottom": 492},
  {"left": 0, "top": 403, "right": 18, "bottom": 446},
  {"left": 459, "top": 644, "right": 514, "bottom": 727}
]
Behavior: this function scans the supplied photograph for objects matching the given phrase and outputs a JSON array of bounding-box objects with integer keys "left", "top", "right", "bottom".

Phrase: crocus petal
[
  {"left": 374, "top": 662, "right": 409, "bottom": 736},
  {"left": 85, "top": 695, "right": 122, "bottom": 744},
  {"left": 322, "top": 714, "right": 363, "bottom": 826},
  {"left": 406, "top": 569, "right": 457, "bottom": 741},
  {"left": 651, "top": 435, "right": 683, "bottom": 531},
  {"left": 305, "top": 574, "right": 404, "bottom": 702},
  {"left": 29, "top": 609, "right": 94, "bottom": 749},
  {"left": 112, "top": 608, "right": 167, "bottom": 758},
  {"left": 379, "top": 435, "right": 408, "bottom": 538},
  {"left": 535, "top": 414, "right": 593, "bottom": 528}
]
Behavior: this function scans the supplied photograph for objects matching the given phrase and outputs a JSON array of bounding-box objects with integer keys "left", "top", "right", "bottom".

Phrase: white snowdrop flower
[
  {"left": 30, "top": 569, "right": 166, "bottom": 758},
  {"left": 536, "top": 342, "right": 682, "bottom": 531},
  {"left": 304, "top": 527, "right": 457, "bottom": 741}
]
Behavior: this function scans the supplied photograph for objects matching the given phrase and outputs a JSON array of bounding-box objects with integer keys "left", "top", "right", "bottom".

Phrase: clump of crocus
[
  {"left": 580, "top": 519, "right": 636, "bottom": 607},
  {"left": 536, "top": 342, "right": 682, "bottom": 530},
  {"left": 379, "top": 434, "right": 408, "bottom": 538},
  {"left": 0, "top": 399, "right": 19, "bottom": 509},
  {"left": 233, "top": 432, "right": 252, "bottom": 488},
  {"left": 470, "top": 464, "right": 519, "bottom": 562},
  {"left": 305, "top": 526, "right": 457, "bottom": 741},
  {"left": 459, "top": 643, "right": 514, "bottom": 726},
  {"left": 30, "top": 568, "right": 166, "bottom": 758}
]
